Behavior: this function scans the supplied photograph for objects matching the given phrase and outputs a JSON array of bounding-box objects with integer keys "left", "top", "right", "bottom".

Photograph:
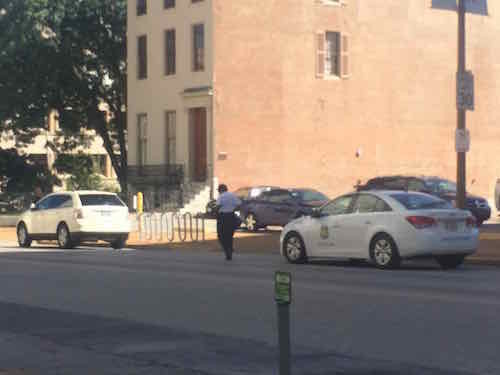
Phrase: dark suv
[
  {"left": 358, "top": 175, "right": 491, "bottom": 225},
  {"left": 240, "top": 188, "right": 329, "bottom": 231}
]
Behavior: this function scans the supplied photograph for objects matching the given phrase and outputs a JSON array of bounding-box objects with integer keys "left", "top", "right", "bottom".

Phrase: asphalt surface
[{"left": 0, "top": 245, "right": 499, "bottom": 374}]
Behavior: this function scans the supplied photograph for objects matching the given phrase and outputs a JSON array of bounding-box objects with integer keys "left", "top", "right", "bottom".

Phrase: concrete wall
[{"left": 212, "top": 0, "right": 500, "bottom": 203}]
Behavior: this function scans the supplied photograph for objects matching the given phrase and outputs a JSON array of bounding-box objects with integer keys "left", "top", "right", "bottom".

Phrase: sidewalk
[{"left": 1, "top": 226, "right": 499, "bottom": 265}]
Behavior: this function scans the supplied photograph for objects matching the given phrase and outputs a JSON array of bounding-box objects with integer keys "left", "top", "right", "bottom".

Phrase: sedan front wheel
[
  {"left": 17, "top": 223, "right": 32, "bottom": 248},
  {"left": 283, "top": 232, "right": 307, "bottom": 264}
]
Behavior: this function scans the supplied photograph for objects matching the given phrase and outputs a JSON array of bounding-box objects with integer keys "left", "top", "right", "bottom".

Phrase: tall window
[
  {"left": 192, "top": 24, "right": 205, "bottom": 72},
  {"left": 165, "top": 111, "right": 176, "bottom": 164},
  {"left": 325, "top": 31, "right": 340, "bottom": 77},
  {"left": 165, "top": 29, "right": 176, "bottom": 75},
  {"left": 137, "top": 114, "right": 148, "bottom": 166},
  {"left": 137, "top": 0, "right": 147, "bottom": 15},
  {"left": 164, "top": 0, "right": 175, "bottom": 8},
  {"left": 137, "top": 35, "right": 147, "bottom": 79},
  {"left": 316, "top": 31, "right": 349, "bottom": 79}
]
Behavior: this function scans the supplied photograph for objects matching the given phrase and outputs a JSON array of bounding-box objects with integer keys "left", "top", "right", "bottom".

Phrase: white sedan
[
  {"left": 16, "top": 191, "right": 131, "bottom": 249},
  {"left": 280, "top": 191, "right": 479, "bottom": 269}
]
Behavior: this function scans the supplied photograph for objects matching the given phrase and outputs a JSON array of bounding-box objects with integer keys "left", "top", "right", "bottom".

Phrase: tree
[
  {"left": 0, "top": 148, "right": 60, "bottom": 193},
  {"left": 53, "top": 153, "right": 103, "bottom": 191},
  {"left": 0, "top": 0, "right": 128, "bottom": 193}
]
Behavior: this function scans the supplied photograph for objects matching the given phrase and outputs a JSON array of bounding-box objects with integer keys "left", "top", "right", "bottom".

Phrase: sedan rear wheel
[
  {"left": 370, "top": 234, "right": 401, "bottom": 269},
  {"left": 57, "top": 223, "right": 74, "bottom": 249},
  {"left": 283, "top": 233, "right": 307, "bottom": 264},
  {"left": 436, "top": 254, "right": 465, "bottom": 270},
  {"left": 17, "top": 223, "right": 32, "bottom": 248},
  {"left": 245, "top": 213, "right": 259, "bottom": 232},
  {"left": 111, "top": 236, "right": 127, "bottom": 250}
]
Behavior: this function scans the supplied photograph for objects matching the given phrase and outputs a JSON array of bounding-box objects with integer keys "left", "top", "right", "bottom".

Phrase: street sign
[
  {"left": 455, "top": 128, "right": 470, "bottom": 153},
  {"left": 457, "top": 70, "right": 474, "bottom": 111},
  {"left": 275, "top": 271, "right": 292, "bottom": 305}
]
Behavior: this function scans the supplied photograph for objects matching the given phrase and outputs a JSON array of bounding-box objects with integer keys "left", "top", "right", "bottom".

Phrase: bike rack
[
  {"left": 137, "top": 212, "right": 153, "bottom": 241},
  {"left": 159, "top": 212, "right": 175, "bottom": 242},
  {"left": 176, "top": 213, "right": 187, "bottom": 242},
  {"left": 137, "top": 211, "right": 206, "bottom": 242}
]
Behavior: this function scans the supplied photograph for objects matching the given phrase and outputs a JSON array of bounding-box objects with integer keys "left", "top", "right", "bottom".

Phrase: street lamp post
[{"left": 456, "top": 0, "right": 467, "bottom": 209}]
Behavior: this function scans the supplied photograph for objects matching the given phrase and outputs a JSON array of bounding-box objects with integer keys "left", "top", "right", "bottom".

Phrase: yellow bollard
[
  {"left": 137, "top": 192, "right": 143, "bottom": 214},
  {"left": 136, "top": 192, "right": 143, "bottom": 239}
]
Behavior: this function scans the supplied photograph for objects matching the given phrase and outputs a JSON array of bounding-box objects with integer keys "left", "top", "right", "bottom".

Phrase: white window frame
[{"left": 317, "top": 0, "right": 346, "bottom": 6}]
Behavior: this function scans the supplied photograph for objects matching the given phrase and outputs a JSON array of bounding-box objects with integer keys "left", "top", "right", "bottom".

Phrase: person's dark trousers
[{"left": 217, "top": 212, "right": 236, "bottom": 260}]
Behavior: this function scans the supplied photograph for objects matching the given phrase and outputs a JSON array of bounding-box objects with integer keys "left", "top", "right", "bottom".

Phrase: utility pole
[{"left": 456, "top": 0, "right": 466, "bottom": 209}]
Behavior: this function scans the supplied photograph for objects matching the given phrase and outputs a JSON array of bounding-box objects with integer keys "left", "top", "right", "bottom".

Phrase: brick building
[{"left": 127, "top": 0, "right": 500, "bottom": 210}]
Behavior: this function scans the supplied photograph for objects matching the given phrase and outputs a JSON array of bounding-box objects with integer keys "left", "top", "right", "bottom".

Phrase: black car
[
  {"left": 358, "top": 175, "right": 491, "bottom": 225},
  {"left": 204, "top": 185, "right": 277, "bottom": 219},
  {"left": 240, "top": 188, "right": 329, "bottom": 231}
]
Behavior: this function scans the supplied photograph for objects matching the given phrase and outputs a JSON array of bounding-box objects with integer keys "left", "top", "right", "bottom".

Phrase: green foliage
[
  {"left": 0, "top": 0, "right": 128, "bottom": 192},
  {"left": 53, "top": 153, "right": 102, "bottom": 190},
  {"left": 101, "top": 183, "right": 121, "bottom": 193},
  {"left": 0, "top": 148, "right": 60, "bottom": 193}
]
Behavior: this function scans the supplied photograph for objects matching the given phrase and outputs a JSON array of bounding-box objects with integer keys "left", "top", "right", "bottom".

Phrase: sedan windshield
[
  {"left": 391, "top": 193, "right": 452, "bottom": 210},
  {"left": 79, "top": 194, "right": 125, "bottom": 206},
  {"left": 291, "top": 189, "right": 328, "bottom": 202},
  {"left": 424, "top": 179, "right": 457, "bottom": 194}
]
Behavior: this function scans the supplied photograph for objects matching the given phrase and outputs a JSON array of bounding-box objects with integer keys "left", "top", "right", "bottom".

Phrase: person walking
[{"left": 216, "top": 184, "right": 241, "bottom": 260}]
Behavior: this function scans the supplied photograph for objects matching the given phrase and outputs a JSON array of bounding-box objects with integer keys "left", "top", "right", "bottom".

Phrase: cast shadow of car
[
  {"left": 305, "top": 258, "right": 472, "bottom": 271},
  {"left": 4, "top": 241, "right": 124, "bottom": 252}
]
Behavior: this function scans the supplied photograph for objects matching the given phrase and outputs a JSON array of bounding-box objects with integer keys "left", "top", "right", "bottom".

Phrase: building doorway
[{"left": 189, "top": 107, "right": 207, "bottom": 182}]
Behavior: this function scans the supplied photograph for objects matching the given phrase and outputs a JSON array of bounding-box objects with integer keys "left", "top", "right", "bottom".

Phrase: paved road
[{"left": 0, "top": 245, "right": 499, "bottom": 374}]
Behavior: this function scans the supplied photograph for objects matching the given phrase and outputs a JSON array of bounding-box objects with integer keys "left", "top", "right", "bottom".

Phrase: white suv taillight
[{"left": 74, "top": 209, "right": 84, "bottom": 219}]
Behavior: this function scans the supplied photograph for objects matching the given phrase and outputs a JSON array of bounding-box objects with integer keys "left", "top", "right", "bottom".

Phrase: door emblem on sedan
[{"left": 320, "top": 225, "right": 329, "bottom": 239}]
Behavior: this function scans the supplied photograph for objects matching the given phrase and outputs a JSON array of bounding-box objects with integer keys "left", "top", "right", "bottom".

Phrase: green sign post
[
  {"left": 275, "top": 271, "right": 292, "bottom": 305},
  {"left": 275, "top": 271, "right": 292, "bottom": 375}
]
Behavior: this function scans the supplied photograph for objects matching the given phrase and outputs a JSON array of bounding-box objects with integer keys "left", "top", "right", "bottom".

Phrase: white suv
[{"left": 16, "top": 191, "right": 131, "bottom": 249}]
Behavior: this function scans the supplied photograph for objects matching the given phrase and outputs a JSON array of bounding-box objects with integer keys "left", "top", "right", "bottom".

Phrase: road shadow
[
  {"left": 0, "top": 301, "right": 479, "bottom": 375},
  {"left": 305, "top": 258, "right": 460, "bottom": 272},
  {"left": 133, "top": 228, "right": 282, "bottom": 255}
]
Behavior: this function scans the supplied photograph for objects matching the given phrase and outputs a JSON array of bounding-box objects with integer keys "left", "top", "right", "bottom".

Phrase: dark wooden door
[{"left": 190, "top": 108, "right": 207, "bottom": 182}]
